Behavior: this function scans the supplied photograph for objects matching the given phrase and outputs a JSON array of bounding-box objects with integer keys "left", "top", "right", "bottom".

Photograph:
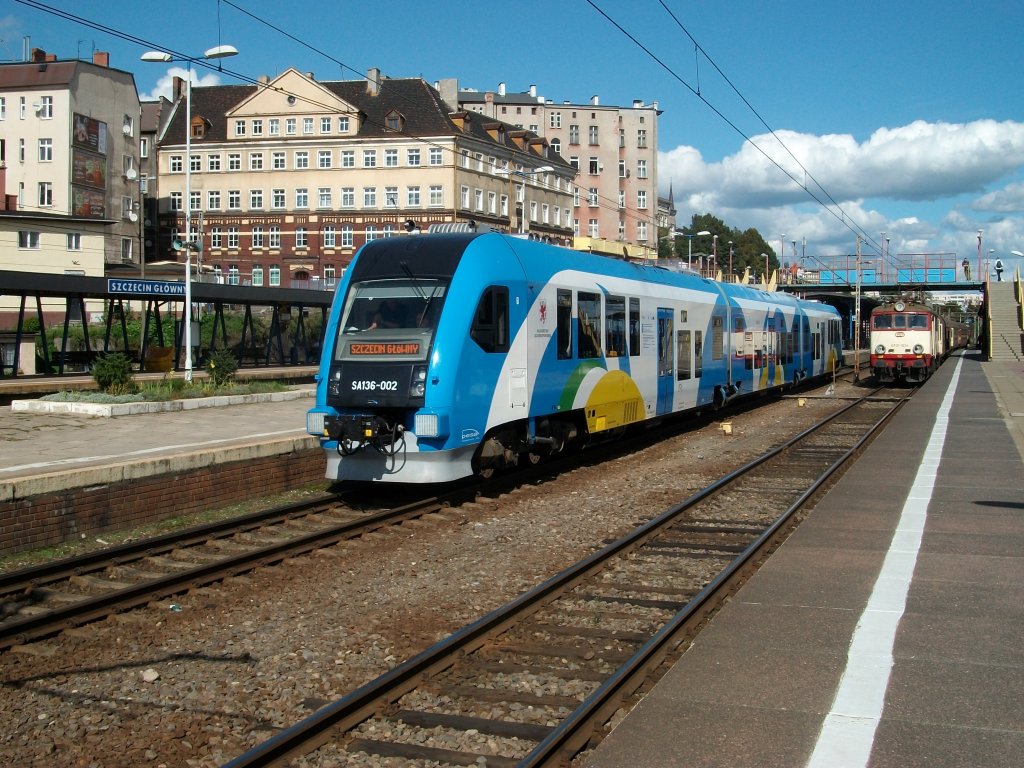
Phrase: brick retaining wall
[{"left": 0, "top": 449, "right": 326, "bottom": 557}]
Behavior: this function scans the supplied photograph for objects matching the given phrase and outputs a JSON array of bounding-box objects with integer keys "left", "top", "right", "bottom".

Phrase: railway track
[
  {"left": 0, "top": 492, "right": 457, "bottom": 652},
  {"left": 220, "top": 386, "right": 909, "bottom": 768}
]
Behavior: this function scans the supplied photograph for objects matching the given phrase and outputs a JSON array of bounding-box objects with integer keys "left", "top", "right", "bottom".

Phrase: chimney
[
  {"left": 498, "top": 82, "right": 506, "bottom": 96},
  {"left": 529, "top": 84, "right": 536, "bottom": 98},
  {"left": 92, "top": 51, "right": 110, "bottom": 68},
  {"left": 173, "top": 76, "right": 185, "bottom": 100},
  {"left": 591, "top": 95, "right": 599, "bottom": 106},
  {"left": 632, "top": 99, "right": 643, "bottom": 108},
  {"left": 366, "top": 67, "right": 381, "bottom": 96},
  {"left": 31, "top": 47, "right": 47, "bottom": 63}
]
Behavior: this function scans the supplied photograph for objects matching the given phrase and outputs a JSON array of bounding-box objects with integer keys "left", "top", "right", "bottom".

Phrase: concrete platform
[{"left": 585, "top": 351, "right": 1024, "bottom": 768}]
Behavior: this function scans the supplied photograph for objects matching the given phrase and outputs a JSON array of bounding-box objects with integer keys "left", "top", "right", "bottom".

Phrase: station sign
[{"left": 107, "top": 279, "right": 185, "bottom": 297}]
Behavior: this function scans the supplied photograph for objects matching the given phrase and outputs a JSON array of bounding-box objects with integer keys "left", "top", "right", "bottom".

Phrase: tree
[{"left": 670, "top": 214, "right": 777, "bottom": 279}]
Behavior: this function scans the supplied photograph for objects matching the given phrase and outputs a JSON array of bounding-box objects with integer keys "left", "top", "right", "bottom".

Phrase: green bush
[
  {"left": 91, "top": 352, "right": 136, "bottom": 394},
  {"left": 206, "top": 349, "right": 239, "bottom": 388}
]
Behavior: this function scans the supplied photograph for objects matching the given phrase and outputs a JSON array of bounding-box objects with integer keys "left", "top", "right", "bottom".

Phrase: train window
[
  {"left": 694, "top": 330, "right": 703, "bottom": 378},
  {"left": 677, "top": 330, "right": 691, "bottom": 381},
  {"left": 338, "top": 278, "right": 447, "bottom": 339},
  {"left": 628, "top": 297, "right": 640, "bottom": 357},
  {"left": 734, "top": 316, "right": 744, "bottom": 332},
  {"left": 909, "top": 314, "right": 928, "bottom": 328},
  {"left": 557, "top": 289, "right": 573, "bottom": 359},
  {"left": 873, "top": 314, "right": 893, "bottom": 329},
  {"left": 711, "top": 316, "right": 724, "bottom": 360},
  {"left": 606, "top": 295, "right": 627, "bottom": 357},
  {"left": 893, "top": 314, "right": 907, "bottom": 329},
  {"left": 470, "top": 286, "right": 509, "bottom": 353},
  {"left": 577, "top": 291, "right": 602, "bottom": 359},
  {"left": 658, "top": 312, "right": 673, "bottom": 377}
]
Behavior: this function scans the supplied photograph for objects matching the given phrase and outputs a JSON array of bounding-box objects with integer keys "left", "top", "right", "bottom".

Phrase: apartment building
[
  {"left": 0, "top": 48, "right": 142, "bottom": 272},
  {"left": 152, "top": 68, "right": 574, "bottom": 287},
  {"left": 443, "top": 80, "right": 661, "bottom": 260}
]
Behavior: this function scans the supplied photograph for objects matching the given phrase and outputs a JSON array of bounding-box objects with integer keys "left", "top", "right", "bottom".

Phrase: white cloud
[
  {"left": 139, "top": 67, "right": 225, "bottom": 101},
  {"left": 969, "top": 181, "right": 1024, "bottom": 213}
]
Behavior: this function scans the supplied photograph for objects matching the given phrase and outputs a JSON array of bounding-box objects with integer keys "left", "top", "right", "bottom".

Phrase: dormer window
[
  {"left": 385, "top": 110, "right": 405, "bottom": 132},
  {"left": 191, "top": 116, "right": 208, "bottom": 139}
]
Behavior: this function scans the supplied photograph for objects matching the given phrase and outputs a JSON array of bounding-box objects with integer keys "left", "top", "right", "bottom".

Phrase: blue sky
[{"left": 6, "top": 0, "right": 1024, "bottom": 275}]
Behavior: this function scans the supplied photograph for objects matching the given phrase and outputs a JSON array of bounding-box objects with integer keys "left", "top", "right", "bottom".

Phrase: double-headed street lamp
[
  {"left": 141, "top": 45, "right": 238, "bottom": 381},
  {"left": 494, "top": 164, "right": 554, "bottom": 234},
  {"left": 678, "top": 229, "right": 712, "bottom": 271}
]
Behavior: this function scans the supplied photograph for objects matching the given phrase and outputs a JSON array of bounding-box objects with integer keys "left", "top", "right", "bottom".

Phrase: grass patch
[{"left": 40, "top": 379, "right": 288, "bottom": 404}]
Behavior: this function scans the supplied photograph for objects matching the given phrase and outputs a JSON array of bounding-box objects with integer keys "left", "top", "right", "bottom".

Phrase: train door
[{"left": 656, "top": 307, "right": 674, "bottom": 415}]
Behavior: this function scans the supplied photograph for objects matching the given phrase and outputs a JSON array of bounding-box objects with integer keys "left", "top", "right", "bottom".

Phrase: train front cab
[{"left": 870, "top": 303, "right": 938, "bottom": 383}]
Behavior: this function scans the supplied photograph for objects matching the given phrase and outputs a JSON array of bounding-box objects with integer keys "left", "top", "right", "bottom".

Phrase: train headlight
[
  {"left": 875, "top": 344, "right": 886, "bottom": 354},
  {"left": 409, "top": 365, "right": 428, "bottom": 398},
  {"left": 913, "top": 344, "right": 924, "bottom": 354}
]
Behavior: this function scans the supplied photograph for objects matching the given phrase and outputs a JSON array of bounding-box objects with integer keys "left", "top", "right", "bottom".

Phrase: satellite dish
[
  {"left": 128, "top": 211, "right": 138, "bottom": 222},
  {"left": 122, "top": 124, "right": 132, "bottom": 135},
  {"left": 125, "top": 168, "right": 137, "bottom": 180}
]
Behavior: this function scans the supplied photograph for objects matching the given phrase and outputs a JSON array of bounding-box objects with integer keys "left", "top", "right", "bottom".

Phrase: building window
[
  {"left": 272, "top": 151, "right": 286, "bottom": 169},
  {"left": 385, "top": 186, "right": 399, "bottom": 208},
  {"left": 210, "top": 227, "right": 222, "bottom": 248},
  {"left": 295, "top": 188, "right": 309, "bottom": 208},
  {"left": 589, "top": 157, "right": 599, "bottom": 175},
  {"left": 341, "top": 224, "right": 354, "bottom": 247},
  {"left": 67, "top": 232, "right": 82, "bottom": 250},
  {"left": 140, "top": 174, "right": 149, "bottom": 194},
  {"left": 529, "top": 200, "right": 538, "bottom": 222},
  {"left": 39, "top": 96, "right": 53, "bottom": 119},
  {"left": 189, "top": 191, "right": 200, "bottom": 211},
  {"left": 407, "top": 148, "right": 421, "bottom": 166},
  {"left": 272, "top": 188, "right": 285, "bottom": 209},
  {"left": 429, "top": 147, "right": 443, "bottom": 165},
  {"left": 429, "top": 185, "right": 443, "bottom": 206},
  {"left": 295, "top": 151, "right": 309, "bottom": 169},
  {"left": 269, "top": 226, "right": 281, "bottom": 248},
  {"left": 234, "top": 119, "right": 245, "bottom": 136},
  {"left": 637, "top": 189, "right": 647, "bottom": 209},
  {"left": 251, "top": 265, "right": 264, "bottom": 286},
  {"left": 474, "top": 188, "right": 483, "bottom": 211},
  {"left": 550, "top": 111, "right": 561, "bottom": 128},
  {"left": 385, "top": 149, "right": 399, "bottom": 167},
  {"left": 189, "top": 154, "right": 201, "bottom": 172},
  {"left": 38, "top": 183, "right": 53, "bottom": 207},
  {"left": 208, "top": 154, "right": 221, "bottom": 171},
  {"left": 366, "top": 225, "right": 379, "bottom": 241},
  {"left": 170, "top": 155, "right": 183, "bottom": 173},
  {"left": 252, "top": 226, "right": 264, "bottom": 248},
  {"left": 588, "top": 188, "right": 598, "bottom": 207},
  {"left": 18, "top": 231, "right": 40, "bottom": 249},
  {"left": 341, "top": 150, "right": 355, "bottom": 167},
  {"left": 296, "top": 227, "right": 308, "bottom": 248},
  {"left": 170, "top": 191, "right": 183, "bottom": 210},
  {"left": 0, "top": 97, "right": 5, "bottom": 120},
  {"left": 250, "top": 189, "right": 263, "bottom": 209},
  {"left": 251, "top": 119, "right": 263, "bottom": 136},
  {"left": 228, "top": 190, "right": 241, "bottom": 210},
  {"left": 269, "top": 265, "right": 281, "bottom": 286},
  {"left": 407, "top": 186, "right": 421, "bottom": 207},
  {"left": 637, "top": 221, "right": 648, "bottom": 241},
  {"left": 207, "top": 190, "right": 221, "bottom": 210},
  {"left": 268, "top": 118, "right": 280, "bottom": 135},
  {"left": 569, "top": 124, "right": 580, "bottom": 144},
  {"left": 320, "top": 116, "right": 332, "bottom": 133},
  {"left": 38, "top": 138, "right": 53, "bottom": 161},
  {"left": 318, "top": 187, "right": 332, "bottom": 208},
  {"left": 249, "top": 152, "right": 263, "bottom": 170},
  {"left": 637, "top": 129, "right": 647, "bottom": 148},
  {"left": 121, "top": 238, "right": 133, "bottom": 261},
  {"left": 338, "top": 117, "right": 349, "bottom": 133},
  {"left": 318, "top": 150, "right": 332, "bottom": 168},
  {"left": 324, "top": 265, "right": 336, "bottom": 286},
  {"left": 303, "top": 117, "right": 314, "bottom": 134},
  {"left": 228, "top": 227, "right": 240, "bottom": 248},
  {"left": 363, "top": 186, "right": 377, "bottom": 207},
  {"left": 488, "top": 191, "right": 497, "bottom": 214},
  {"left": 285, "top": 118, "right": 296, "bottom": 135},
  {"left": 227, "top": 265, "right": 240, "bottom": 285},
  {"left": 228, "top": 153, "right": 241, "bottom": 171},
  {"left": 588, "top": 125, "right": 599, "bottom": 145},
  {"left": 588, "top": 219, "right": 599, "bottom": 237},
  {"left": 323, "top": 225, "right": 336, "bottom": 247},
  {"left": 341, "top": 187, "right": 355, "bottom": 208},
  {"left": 363, "top": 149, "right": 377, "bottom": 167},
  {"left": 460, "top": 185, "right": 470, "bottom": 209},
  {"left": 637, "top": 159, "right": 648, "bottom": 179},
  {"left": 551, "top": 138, "right": 561, "bottom": 155},
  {"left": 618, "top": 190, "right": 625, "bottom": 209}
]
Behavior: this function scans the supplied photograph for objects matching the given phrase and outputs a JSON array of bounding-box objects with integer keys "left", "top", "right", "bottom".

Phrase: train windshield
[{"left": 337, "top": 278, "right": 448, "bottom": 336}]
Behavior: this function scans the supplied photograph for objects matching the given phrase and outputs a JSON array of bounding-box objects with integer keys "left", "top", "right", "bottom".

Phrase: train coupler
[{"left": 326, "top": 415, "right": 405, "bottom": 456}]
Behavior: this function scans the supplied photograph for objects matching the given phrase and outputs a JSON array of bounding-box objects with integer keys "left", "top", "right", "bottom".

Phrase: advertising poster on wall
[{"left": 71, "top": 113, "right": 108, "bottom": 219}]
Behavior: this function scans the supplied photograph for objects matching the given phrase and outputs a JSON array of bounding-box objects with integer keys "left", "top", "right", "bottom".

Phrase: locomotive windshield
[{"left": 335, "top": 278, "right": 447, "bottom": 356}]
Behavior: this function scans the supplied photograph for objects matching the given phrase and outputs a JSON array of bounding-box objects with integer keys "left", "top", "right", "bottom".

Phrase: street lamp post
[
  {"left": 728, "top": 240, "right": 734, "bottom": 281},
  {"left": 142, "top": 45, "right": 238, "bottom": 381},
  {"left": 712, "top": 234, "right": 718, "bottom": 275},
  {"left": 976, "top": 229, "right": 983, "bottom": 285},
  {"left": 495, "top": 164, "right": 553, "bottom": 235},
  {"left": 681, "top": 229, "right": 712, "bottom": 271}
]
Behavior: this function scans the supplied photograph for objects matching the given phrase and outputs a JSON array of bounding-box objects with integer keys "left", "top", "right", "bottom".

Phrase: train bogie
[{"left": 308, "top": 232, "right": 843, "bottom": 483}]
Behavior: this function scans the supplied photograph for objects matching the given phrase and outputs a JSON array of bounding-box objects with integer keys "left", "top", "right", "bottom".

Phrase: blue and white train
[{"left": 307, "top": 232, "right": 843, "bottom": 483}]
